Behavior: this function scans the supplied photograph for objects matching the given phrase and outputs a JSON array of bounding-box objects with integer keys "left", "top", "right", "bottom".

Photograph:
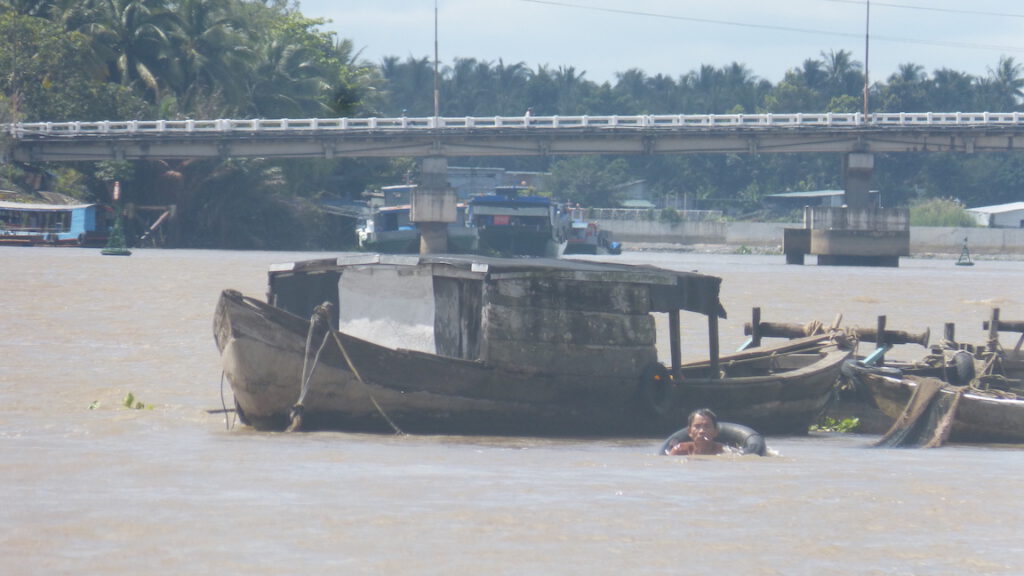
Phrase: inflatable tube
[{"left": 659, "top": 421, "right": 767, "bottom": 456}]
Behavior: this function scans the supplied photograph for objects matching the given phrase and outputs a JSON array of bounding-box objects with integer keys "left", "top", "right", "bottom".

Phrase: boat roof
[
  {"left": 269, "top": 253, "right": 726, "bottom": 318},
  {"left": 0, "top": 200, "right": 96, "bottom": 211},
  {"left": 469, "top": 194, "right": 552, "bottom": 206}
]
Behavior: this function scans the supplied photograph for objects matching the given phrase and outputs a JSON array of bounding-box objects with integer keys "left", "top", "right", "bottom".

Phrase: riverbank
[
  {"left": 622, "top": 241, "right": 1024, "bottom": 261},
  {"left": 601, "top": 219, "right": 1024, "bottom": 258}
]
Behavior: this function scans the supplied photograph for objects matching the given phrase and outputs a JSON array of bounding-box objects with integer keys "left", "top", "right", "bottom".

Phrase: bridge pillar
[
  {"left": 783, "top": 152, "right": 909, "bottom": 267},
  {"left": 843, "top": 152, "right": 874, "bottom": 209},
  {"left": 411, "top": 156, "right": 456, "bottom": 254}
]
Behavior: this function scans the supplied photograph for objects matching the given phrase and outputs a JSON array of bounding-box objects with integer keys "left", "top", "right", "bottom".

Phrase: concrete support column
[
  {"left": 411, "top": 156, "right": 456, "bottom": 254},
  {"left": 843, "top": 152, "right": 874, "bottom": 209}
]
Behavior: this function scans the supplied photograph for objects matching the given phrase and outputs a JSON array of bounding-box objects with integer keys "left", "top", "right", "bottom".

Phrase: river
[{"left": 3, "top": 247, "right": 1023, "bottom": 574}]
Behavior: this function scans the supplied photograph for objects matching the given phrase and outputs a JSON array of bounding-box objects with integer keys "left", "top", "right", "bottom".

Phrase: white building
[{"left": 967, "top": 202, "right": 1024, "bottom": 228}]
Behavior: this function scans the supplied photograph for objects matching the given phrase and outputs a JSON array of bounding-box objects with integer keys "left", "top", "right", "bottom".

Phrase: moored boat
[
  {"left": 468, "top": 187, "right": 568, "bottom": 257},
  {"left": 357, "top": 204, "right": 477, "bottom": 254},
  {"left": 858, "top": 371, "right": 1024, "bottom": 445},
  {"left": 0, "top": 200, "right": 110, "bottom": 247},
  {"left": 214, "top": 254, "right": 852, "bottom": 436},
  {"left": 563, "top": 219, "right": 621, "bottom": 255}
]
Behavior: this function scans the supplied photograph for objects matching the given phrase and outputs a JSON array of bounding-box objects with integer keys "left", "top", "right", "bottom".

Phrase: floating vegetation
[
  {"left": 123, "top": 392, "right": 154, "bottom": 410},
  {"left": 89, "top": 401, "right": 100, "bottom": 410},
  {"left": 810, "top": 416, "right": 860, "bottom": 433}
]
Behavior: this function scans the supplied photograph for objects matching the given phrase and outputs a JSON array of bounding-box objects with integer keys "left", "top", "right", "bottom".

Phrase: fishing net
[{"left": 873, "top": 376, "right": 964, "bottom": 449}]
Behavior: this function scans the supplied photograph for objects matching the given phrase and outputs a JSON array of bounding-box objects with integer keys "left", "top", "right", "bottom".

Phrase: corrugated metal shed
[{"left": 967, "top": 202, "right": 1024, "bottom": 228}]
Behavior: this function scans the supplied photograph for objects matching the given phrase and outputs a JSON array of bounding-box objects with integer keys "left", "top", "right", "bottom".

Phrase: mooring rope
[
  {"left": 286, "top": 303, "right": 404, "bottom": 435},
  {"left": 219, "top": 371, "right": 234, "bottom": 430},
  {"left": 326, "top": 328, "right": 404, "bottom": 435},
  {"left": 286, "top": 312, "right": 331, "bottom": 433}
]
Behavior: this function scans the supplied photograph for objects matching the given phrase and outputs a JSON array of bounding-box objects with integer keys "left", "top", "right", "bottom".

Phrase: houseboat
[{"left": 0, "top": 201, "right": 109, "bottom": 247}]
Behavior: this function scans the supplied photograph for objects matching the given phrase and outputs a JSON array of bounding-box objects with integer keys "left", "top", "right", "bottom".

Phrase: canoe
[{"left": 214, "top": 254, "right": 851, "bottom": 436}]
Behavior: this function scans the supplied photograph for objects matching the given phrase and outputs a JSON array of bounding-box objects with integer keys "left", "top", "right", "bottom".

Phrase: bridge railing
[{"left": 9, "top": 112, "right": 1024, "bottom": 138}]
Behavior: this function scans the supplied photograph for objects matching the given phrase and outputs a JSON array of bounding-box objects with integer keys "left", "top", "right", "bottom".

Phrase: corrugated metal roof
[
  {"left": 0, "top": 200, "right": 95, "bottom": 210},
  {"left": 967, "top": 202, "right": 1024, "bottom": 214}
]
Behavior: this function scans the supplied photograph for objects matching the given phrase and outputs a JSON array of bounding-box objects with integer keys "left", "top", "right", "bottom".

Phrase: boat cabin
[
  {"left": 265, "top": 254, "right": 727, "bottom": 383},
  {"left": 0, "top": 200, "right": 109, "bottom": 246}
]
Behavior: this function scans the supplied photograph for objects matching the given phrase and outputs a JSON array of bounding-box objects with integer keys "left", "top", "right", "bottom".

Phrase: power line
[
  {"left": 823, "top": 0, "right": 1024, "bottom": 20},
  {"left": 517, "top": 0, "right": 1024, "bottom": 55}
]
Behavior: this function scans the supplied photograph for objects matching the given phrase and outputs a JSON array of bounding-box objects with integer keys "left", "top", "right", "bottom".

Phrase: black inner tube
[{"left": 659, "top": 421, "right": 767, "bottom": 456}]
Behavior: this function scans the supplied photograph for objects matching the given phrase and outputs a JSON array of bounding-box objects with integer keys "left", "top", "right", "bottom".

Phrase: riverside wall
[{"left": 594, "top": 218, "right": 1024, "bottom": 255}]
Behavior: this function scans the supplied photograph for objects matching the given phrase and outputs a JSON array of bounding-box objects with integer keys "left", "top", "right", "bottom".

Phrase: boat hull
[
  {"left": 215, "top": 290, "right": 850, "bottom": 436},
  {"left": 860, "top": 372, "right": 1024, "bottom": 444}
]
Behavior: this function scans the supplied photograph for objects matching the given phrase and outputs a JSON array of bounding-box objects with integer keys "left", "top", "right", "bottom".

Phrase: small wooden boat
[
  {"left": 214, "top": 254, "right": 852, "bottom": 436},
  {"left": 857, "top": 371, "right": 1024, "bottom": 445},
  {"left": 563, "top": 219, "right": 621, "bottom": 255}
]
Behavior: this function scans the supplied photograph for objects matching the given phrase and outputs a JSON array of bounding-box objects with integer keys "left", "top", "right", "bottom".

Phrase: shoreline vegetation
[{"left": 4, "top": 6, "right": 1024, "bottom": 252}]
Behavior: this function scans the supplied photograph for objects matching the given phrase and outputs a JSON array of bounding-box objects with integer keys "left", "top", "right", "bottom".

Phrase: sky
[{"left": 296, "top": 0, "right": 1024, "bottom": 86}]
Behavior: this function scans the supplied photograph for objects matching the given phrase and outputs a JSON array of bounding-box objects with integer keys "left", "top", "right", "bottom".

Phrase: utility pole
[
  {"left": 433, "top": 0, "right": 440, "bottom": 121},
  {"left": 863, "top": 0, "right": 870, "bottom": 120}
]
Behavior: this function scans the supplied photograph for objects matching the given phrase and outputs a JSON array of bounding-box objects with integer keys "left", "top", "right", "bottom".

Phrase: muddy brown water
[{"left": 3, "top": 247, "right": 1022, "bottom": 574}]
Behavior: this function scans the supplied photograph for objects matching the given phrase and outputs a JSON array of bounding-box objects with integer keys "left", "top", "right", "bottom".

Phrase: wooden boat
[
  {"left": 857, "top": 371, "right": 1024, "bottom": 444},
  {"left": 563, "top": 219, "right": 622, "bottom": 255},
  {"left": 214, "top": 253, "right": 852, "bottom": 436}
]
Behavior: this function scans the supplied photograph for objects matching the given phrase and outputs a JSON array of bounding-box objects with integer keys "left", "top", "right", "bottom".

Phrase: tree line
[{"left": 1, "top": 1, "right": 1021, "bottom": 249}]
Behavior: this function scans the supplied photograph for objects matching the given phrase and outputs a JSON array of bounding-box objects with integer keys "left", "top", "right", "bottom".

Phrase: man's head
[{"left": 687, "top": 408, "right": 720, "bottom": 442}]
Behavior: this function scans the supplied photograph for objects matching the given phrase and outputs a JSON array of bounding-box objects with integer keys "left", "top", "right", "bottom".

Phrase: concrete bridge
[
  {"left": 7, "top": 111, "right": 1024, "bottom": 162},
  {"left": 7, "top": 111, "right": 1024, "bottom": 264}
]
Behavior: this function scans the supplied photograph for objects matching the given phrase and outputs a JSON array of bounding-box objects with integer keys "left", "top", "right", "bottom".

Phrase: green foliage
[
  {"left": 909, "top": 198, "right": 978, "bottom": 227},
  {"left": 6, "top": 6, "right": 1024, "bottom": 248},
  {"left": 544, "top": 156, "right": 630, "bottom": 207},
  {"left": 123, "top": 392, "right": 153, "bottom": 410},
  {"left": 658, "top": 208, "right": 681, "bottom": 224},
  {"left": 810, "top": 417, "right": 860, "bottom": 433}
]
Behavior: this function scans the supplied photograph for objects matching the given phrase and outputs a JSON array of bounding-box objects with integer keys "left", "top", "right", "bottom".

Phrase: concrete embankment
[{"left": 596, "top": 219, "right": 1024, "bottom": 257}]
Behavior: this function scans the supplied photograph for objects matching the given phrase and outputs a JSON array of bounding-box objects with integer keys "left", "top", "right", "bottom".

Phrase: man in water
[{"left": 667, "top": 408, "right": 726, "bottom": 456}]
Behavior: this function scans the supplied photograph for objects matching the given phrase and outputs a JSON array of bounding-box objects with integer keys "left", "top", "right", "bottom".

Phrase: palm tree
[
  {"left": 987, "top": 56, "right": 1024, "bottom": 110},
  {"left": 880, "top": 63, "right": 928, "bottom": 111},
  {"left": 246, "top": 40, "right": 330, "bottom": 118},
  {"left": 821, "top": 49, "right": 863, "bottom": 101},
  {"left": 77, "top": 0, "right": 178, "bottom": 102},
  {"left": 166, "top": 0, "right": 254, "bottom": 117},
  {"left": 930, "top": 68, "right": 975, "bottom": 111},
  {"left": 552, "top": 66, "right": 589, "bottom": 114}
]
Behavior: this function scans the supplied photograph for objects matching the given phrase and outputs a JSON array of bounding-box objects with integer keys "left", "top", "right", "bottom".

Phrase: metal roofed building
[{"left": 967, "top": 202, "right": 1024, "bottom": 228}]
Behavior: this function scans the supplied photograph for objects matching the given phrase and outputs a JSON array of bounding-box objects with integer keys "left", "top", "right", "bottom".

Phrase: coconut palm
[
  {"left": 77, "top": 0, "right": 177, "bottom": 102},
  {"left": 165, "top": 0, "right": 254, "bottom": 117}
]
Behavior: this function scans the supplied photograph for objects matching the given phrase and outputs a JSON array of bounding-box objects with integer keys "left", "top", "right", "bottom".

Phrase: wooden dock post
[{"left": 669, "top": 310, "right": 682, "bottom": 382}]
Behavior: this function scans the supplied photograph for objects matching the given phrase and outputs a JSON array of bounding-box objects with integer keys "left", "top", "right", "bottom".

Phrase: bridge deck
[{"left": 7, "top": 112, "right": 1024, "bottom": 161}]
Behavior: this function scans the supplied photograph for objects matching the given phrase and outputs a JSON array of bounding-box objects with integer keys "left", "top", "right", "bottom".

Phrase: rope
[
  {"left": 286, "top": 302, "right": 404, "bottom": 435},
  {"left": 286, "top": 310, "right": 332, "bottom": 432},
  {"left": 803, "top": 319, "right": 824, "bottom": 335},
  {"left": 219, "top": 371, "right": 234, "bottom": 430}
]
